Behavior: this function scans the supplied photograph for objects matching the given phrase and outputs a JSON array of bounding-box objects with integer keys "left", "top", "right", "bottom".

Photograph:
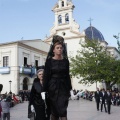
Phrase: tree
[
  {"left": 70, "top": 38, "right": 120, "bottom": 89},
  {"left": 113, "top": 34, "right": 120, "bottom": 52},
  {"left": 117, "top": 40, "right": 120, "bottom": 52}
]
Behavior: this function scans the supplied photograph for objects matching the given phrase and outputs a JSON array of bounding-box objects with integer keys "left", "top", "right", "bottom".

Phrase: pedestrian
[
  {"left": 28, "top": 67, "right": 48, "bottom": 120},
  {"left": 100, "top": 88, "right": 107, "bottom": 112},
  {"left": 95, "top": 88, "right": 100, "bottom": 111},
  {"left": 13, "top": 94, "right": 19, "bottom": 104},
  {"left": 43, "top": 35, "right": 72, "bottom": 120},
  {"left": 1, "top": 94, "right": 11, "bottom": 120},
  {"left": 106, "top": 89, "right": 112, "bottom": 114},
  {"left": 21, "top": 90, "right": 25, "bottom": 102}
]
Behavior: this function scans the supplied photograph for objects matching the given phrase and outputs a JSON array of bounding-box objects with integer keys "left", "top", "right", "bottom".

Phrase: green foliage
[{"left": 70, "top": 38, "right": 120, "bottom": 89}]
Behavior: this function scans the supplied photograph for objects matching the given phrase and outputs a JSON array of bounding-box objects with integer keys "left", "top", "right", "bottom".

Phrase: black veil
[{"left": 46, "top": 35, "right": 68, "bottom": 59}]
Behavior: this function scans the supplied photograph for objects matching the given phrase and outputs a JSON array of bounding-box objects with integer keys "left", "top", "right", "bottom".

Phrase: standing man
[
  {"left": 106, "top": 89, "right": 112, "bottom": 114},
  {"left": 95, "top": 88, "right": 100, "bottom": 111},
  {"left": 100, "top": 89, "right": 107, "bottom": 112}
]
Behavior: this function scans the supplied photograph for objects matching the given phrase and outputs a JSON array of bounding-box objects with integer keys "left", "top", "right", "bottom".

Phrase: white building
[
  {"left": 44, "top": 0, "right": 120, "bottom": 91},
  {"left": 0, "top": 39, "right": 49, "bottom": 94}
]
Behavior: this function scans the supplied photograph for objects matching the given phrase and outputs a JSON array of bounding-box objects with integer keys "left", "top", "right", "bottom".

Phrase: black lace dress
[{"left": 43, "top": 58, "right": 72, "bottom": 117}]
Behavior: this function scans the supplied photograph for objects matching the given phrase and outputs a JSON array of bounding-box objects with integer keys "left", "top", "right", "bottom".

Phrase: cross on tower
[{"left": 88, "top": 18, "right": 93, "bottom": 26}]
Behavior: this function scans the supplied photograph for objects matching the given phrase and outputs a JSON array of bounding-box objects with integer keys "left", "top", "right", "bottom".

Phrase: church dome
[{"left": 84, "top": 26, "right": 105, "bottom": 41}]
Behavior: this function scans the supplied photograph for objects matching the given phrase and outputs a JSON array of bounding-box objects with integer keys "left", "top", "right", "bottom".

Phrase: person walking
[
  {"left": 95, "top": 88, "right": 100, "bottom": 111},
  {"left": 28, "top": 68, "right": 47, "bottom": 120},
  {"left": 1, "top": 94, "right": 11, "bottom": 120},
  {"left": 106, "top": 89, "right": 112, "bottom": 114},
  {"left": 43, "top": 35, "right": 72, "bottom": 120},
  {"left": 100, "top": 89, "right": 107, "bottom": 112}
]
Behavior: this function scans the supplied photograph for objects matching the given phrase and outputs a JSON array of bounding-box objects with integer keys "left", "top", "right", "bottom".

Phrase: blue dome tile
[{"left": 84, "top": 26, "right": 105, "bottom": 41}]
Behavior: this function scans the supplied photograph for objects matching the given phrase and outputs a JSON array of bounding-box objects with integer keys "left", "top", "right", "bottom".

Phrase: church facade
[{"left": 44, "top": 0, "right": 120, "bottom": 91}]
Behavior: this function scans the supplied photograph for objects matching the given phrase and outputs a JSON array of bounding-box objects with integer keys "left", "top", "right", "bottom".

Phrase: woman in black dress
[
  {"left": 29, "top": 68, "right": 46, "bottom": 120},
  {"left": 43, "top": 35, "right": 72, "bottom": 120}
]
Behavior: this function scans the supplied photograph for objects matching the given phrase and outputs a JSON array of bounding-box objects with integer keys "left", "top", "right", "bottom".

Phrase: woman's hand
[
  {"left": 41, "top": 92, "right": 46, "bottom": 100},
  {"left": 70, "top": 90, "right": 77, "bottom": 100}
]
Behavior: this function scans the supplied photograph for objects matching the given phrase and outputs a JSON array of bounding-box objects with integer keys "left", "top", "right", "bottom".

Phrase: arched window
[
  {"left": 62, "top": 1, "right": 64, "bottom": 7},
  {"left": 65, "top": 13, "right": 69, "bottom": 23},
  {"left": 58, "top": 15, "right": 62, "bottom": 24}
]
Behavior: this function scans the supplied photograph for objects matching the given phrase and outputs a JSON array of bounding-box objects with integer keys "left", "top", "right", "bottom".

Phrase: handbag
[{"left": 28, "top": 105, "right": 35, "bottom": 119}]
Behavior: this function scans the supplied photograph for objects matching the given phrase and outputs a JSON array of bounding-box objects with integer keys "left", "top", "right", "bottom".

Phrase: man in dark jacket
[
  {"left": 106, "top": 89, "right": 112, "bottom": 114},
  {"left": 100, "top": 89, "right": 107, "bottom": 112},
  {"left": 95, "top": 88, "right": 101, "bottom": 111}
]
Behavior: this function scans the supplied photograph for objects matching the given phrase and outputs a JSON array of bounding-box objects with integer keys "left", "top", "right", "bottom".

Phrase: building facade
[{"left": 0, "top": 40, "right": 49, "bottom": 94}]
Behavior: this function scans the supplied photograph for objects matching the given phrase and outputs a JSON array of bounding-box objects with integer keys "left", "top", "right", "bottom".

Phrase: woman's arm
[
  {"left": 29, "top": 83, "right": 35, "bottom": 106},
  {"left": 66, "top": 59, "right": 72, "bottom": 91},
  {"left": 43, "top": 59, "right": 51, "bottom": 92}
]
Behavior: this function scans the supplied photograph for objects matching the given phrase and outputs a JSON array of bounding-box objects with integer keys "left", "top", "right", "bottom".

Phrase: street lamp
[
  {"left": 113, "top": 33, "right": 120, "bottom": 51},
  {"left": 9, "top": 80, "right": 12, "bottom": 93}
]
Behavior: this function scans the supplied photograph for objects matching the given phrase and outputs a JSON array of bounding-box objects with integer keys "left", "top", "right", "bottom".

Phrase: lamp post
[
  {"left": 9, "top": 80, "right": 12, "bottom": 93},
  {"left": 113, "top": 33, "right": 120, "bottom": 51}
]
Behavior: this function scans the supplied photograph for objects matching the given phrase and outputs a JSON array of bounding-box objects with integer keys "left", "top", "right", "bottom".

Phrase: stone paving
[{"left": 10, "top": 99, "right": 120, "bottom": 120}]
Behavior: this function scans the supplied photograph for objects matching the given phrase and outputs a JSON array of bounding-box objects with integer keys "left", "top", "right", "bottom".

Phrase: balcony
[
  {"left": 19, "top": 67, "right": 31, "bottom": 74},
  {"left": 0, "top": 67, "right": 10, "bottom": 74},
  {"left": 19, "top": 66, "right": 36, "bottom": 77},
  {"left": 31, "top": 67, "right": 36, "bottom": 75}
]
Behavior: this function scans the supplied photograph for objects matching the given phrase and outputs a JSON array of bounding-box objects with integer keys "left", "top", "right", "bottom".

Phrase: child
[{"left": 1, "top": 94, "right": 11, "bottom": 120}]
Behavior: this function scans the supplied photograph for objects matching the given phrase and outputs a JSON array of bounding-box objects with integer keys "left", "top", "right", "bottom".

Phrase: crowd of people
[
  {"left": 18, "top": 90, "right": 30, "bottom": 102},
  {"left": 0, "top": 90, "right": 30, "bottom": 120},
  {"left": 70, "top": 87, "right": 120, "bottom": 115},
  {"left": 70, "top": 88, "right": 120, "bottom": 106},
  {"left": 70, "top": 89, "right": 94, "bottom": 101},
  {"left": 94, "top": 88, "right": 112, "bottom": 114}
]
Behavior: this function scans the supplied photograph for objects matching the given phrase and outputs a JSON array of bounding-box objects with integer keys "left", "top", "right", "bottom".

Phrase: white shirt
[{"left": 107, "top": 92, "right": 110, "bottom": 96}]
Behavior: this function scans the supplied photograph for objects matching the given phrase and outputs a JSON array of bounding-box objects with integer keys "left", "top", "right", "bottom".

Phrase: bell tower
[
  {"left": 54, "top": 0, "right": 74, "bottom": 26},
  {"left": 49, "top": 0, "right": 80, "bottom": 37}
]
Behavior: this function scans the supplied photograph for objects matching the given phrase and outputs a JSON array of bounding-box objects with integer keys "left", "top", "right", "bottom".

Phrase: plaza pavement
[{"left": 10, "top": 99, "right": 120, "bottom": 120}]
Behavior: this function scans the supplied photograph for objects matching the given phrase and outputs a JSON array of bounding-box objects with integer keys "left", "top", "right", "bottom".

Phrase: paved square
[{"left": 10, "top": 99, "right": 120, "bottom": 120}]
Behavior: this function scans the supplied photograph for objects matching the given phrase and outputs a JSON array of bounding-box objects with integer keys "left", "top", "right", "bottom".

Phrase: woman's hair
[
  {"left": 47, "top": 35, "right": 68, "bottom": 59},
  {"left": 37, "top": 69, "right": 44, "bottom": 75},
  {"left": 53, "top": 41, "right": 63, "bottom": 49},
  {"left": 36, "top": 65, "right": 45, "bottom": 75},
  {"left": 52, "top": 35, "right": 64, "bottom": 47}
]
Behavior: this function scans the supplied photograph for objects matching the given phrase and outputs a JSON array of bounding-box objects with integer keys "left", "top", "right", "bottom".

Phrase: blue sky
[{"left": 0, "top": 0, "right": 120, "bottom": 48}]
